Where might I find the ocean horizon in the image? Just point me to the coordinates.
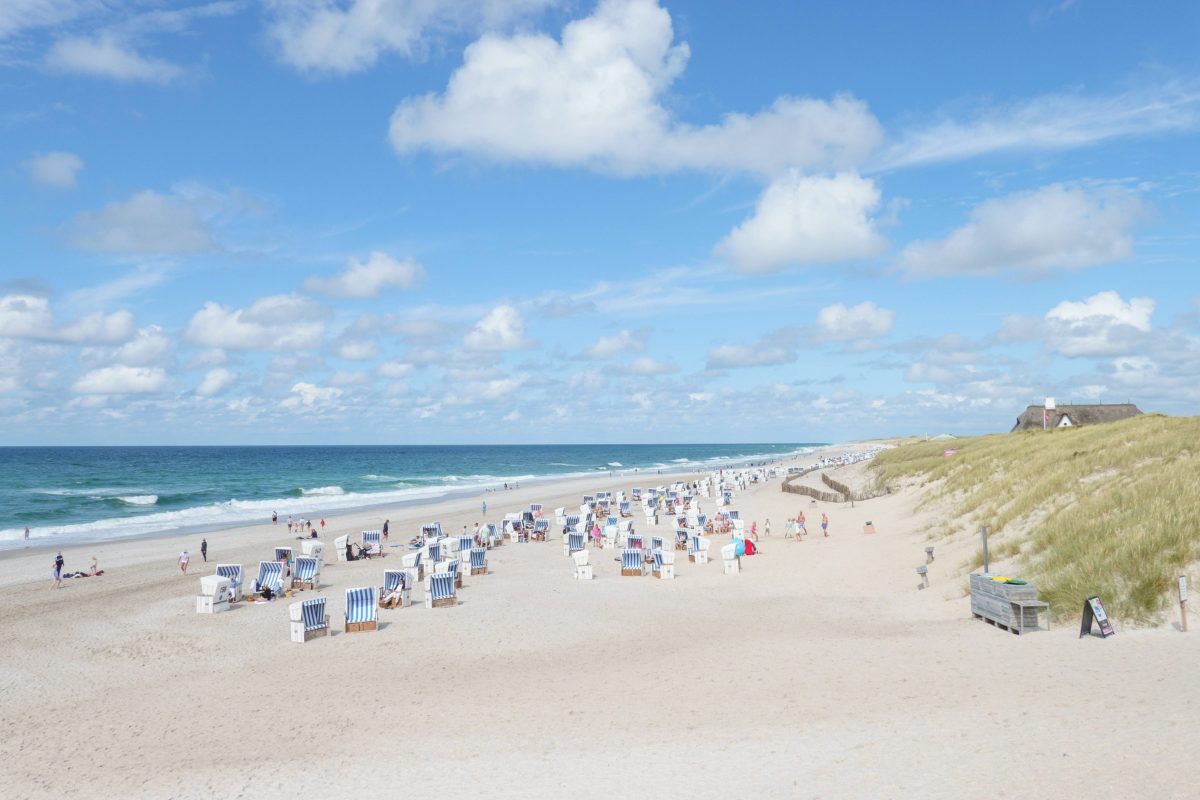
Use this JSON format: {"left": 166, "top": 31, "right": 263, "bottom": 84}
{"left": 1, "top": 442, "right": 820, "bottom": 547}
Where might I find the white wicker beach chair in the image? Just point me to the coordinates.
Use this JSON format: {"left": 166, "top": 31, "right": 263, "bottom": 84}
{"left": 721, "top": 542, "right": 740, "bottom": 575}
{"left": 344, "top": 586, "right": 378, "bottom": 632}
{"left": 361, "top": 530, "right": 382, "bottom": 557}
{"left": 254, "top": 560, "right": 285, "bottom": 595}
{"left": 401, "top": 549, "right": 424, "bottom": 582}
{"left": 621, "top": 548, "right": 643, "bottom": 577}
{"left": 425, "top": 572, "right": 457, "bottom": 608}
{"left": 292, "top": 555, "right": 320, "bottom": 590}
{"left": 470, "top": 547, "right": 487, "bottom": 576}
{"left": 335, "top": 534, "right": 349, "bottom": 562}
{"left": 653, "top": 549, "right": 675, "bottom": 580}
{"left": 289, "top": 596, "right": 329, "bottom": 642}
{"left": 215, "top": 563, "right": 243, "bottom": 602}
{"left": 196, "top": 575, "right": 231, "bottom": 614}
{"left": 380, "top": 569, "right": 410, "bottom": 608}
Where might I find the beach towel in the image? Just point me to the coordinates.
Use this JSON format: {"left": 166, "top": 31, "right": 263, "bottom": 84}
{"left": 744, "top": 539, "right": 756, "bottom": 556}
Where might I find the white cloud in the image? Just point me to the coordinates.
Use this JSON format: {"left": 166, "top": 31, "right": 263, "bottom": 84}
{"left": 196, "top": 367, "right": 236, "bottom": 396}
{"left": 376, "top": 360, "right": 414, "bottom": 379}
{"left": 1045, "top": 291, "right": 1153, "bottom": 357}
{"left": 898, "top": 184, "right": 1141, "bottom": 278}
{"left": 817, "top": 301, "right": 894, "bottom": 341}
{"left": 266, "top": 0, "right": 554, "bottom": 74}
{"left": 581, "top": 328, "right": 646, "bottom": 360}
{"left": 335, "top": 339, "right": 377, "bottom": 360}
{"left": 26, "top": 151, "right": 83, "bottom": 189}
{"left": 184, "top": 294, "right": 326, "bottom": 352}
{"left": 706, "top": 342, "right": 795, "bottom": 370}
{"left": 45, "top": 33, "right": 183, "bottom": 83}
{"left": 0, "top": 1, "right": 98, "bottom": 38}
{"left": 113, "top": 325, "right": 172, "bottom": 366}
{"left": 0, "top": 294, "right": 134, "bottom": 344}
{"left": 281, "top": 381, "right": 343, "bottom": 409}
{"left": 480, "top": 377, "right": 522, "bottom": 399}
{"left": 303, "top": 251, "right": 425, "bottom": 298}
{"left": 877, "top": 79, "right": 1200, "bottom": 170}
{"left": 716, "top": 172, "right": 886, "bottom": 274}
{"left": 463, "top": 305, "right": 533, "bottom": 351}
{"left": 68, "top": 190, "right": 215, "bottom": 254}
{"left": 626, "top": 355, "right": 678, "bottom": 375}
{"left": 71, "top": 364, "right": 167, "bottom": 394}
{"left": 502, "top": 409, "right": 521, "bottom": 422}
{"left": 388, "top": 0, "right": 882, "bottom": 177}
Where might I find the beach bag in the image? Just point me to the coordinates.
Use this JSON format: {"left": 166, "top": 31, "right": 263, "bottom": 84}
{"left": 744, "top": 539, "right": 756, "bottom": 556}
{"left": 733, "top": 539, "right": 746, "bottom": 557}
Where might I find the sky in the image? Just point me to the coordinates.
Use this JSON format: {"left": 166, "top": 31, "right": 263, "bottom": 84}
{"left": 1, "top": 0, "right": 1199, "bottom": 445}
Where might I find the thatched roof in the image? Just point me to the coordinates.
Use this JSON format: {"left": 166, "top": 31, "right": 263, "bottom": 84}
{"left": 1011, "top": 403, "right": 1142, "bottom": 432}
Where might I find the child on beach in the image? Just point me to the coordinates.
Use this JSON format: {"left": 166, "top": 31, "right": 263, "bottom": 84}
{"left": 821, "top": 513, "right": 829, "bottom": 537}
{"left": 784, "top": 518, "right": 794, "bottom": 538}
{"left": 179, "top": 550, "right": 190, "bottom": 575}
{"left": 749, "top": 521, "right": 759, "bottom": 542}
{"left": 52, "top": 552, "right": 64, "bottom": 589}
{"left": 764, "top": 518, "right": 771, "bottom": 537}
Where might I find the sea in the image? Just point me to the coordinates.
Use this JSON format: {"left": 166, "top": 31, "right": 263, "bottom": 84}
{"left": 0, "top": 443, "right": 819, "bottom": 547}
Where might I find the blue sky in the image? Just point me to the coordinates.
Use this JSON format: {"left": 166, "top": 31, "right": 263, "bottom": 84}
{"left": 1, "top": 0, "right": 1199, "bottom": 445}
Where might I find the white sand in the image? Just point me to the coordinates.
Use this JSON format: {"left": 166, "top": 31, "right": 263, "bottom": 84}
{"left": 2, "top": 447, "right": 1198, "bottom": 799}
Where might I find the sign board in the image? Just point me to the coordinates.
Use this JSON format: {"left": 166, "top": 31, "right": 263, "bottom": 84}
{"left": 1045, "top": 397, "right": 1056, "bottom": 410}
{"left": 1180, "top": 576, "right": 1189, "bottom": 603}
{"left": 1080, "top": 595, "right": 1115, "bottom": 638}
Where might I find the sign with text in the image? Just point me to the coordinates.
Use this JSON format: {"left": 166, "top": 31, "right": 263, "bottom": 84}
{"left": 1080, "top": 595, "right": 1115, "bottom": 638}
{"left": 1180, "top": 576, "right": 1189, "bottom": 603}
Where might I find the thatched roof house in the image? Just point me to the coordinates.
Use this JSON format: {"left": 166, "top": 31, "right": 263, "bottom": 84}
{"left": 1011, "top": 403, "right": 1142, "bottom": 432}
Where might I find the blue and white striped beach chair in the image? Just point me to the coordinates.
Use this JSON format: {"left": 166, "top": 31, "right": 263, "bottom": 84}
{"left": 458, "top": 534, "right": 474, "bottom": 554}
{"left": 534, "top": 518, "right": 549, "bottom": 539}
{"left": 425, "top": 572, "right": 457, "bottom": 608}
{"left": 215, "top": 563, "right": 243, "bottom": 602}
{"left": 293, "top": 556, "right": 320, "bottom": 590}
{"left": 530, "top": 503, "right": 543, "bottom": 516}
{"left": 564, "top": 514, "right": 580, "bottom": 532}
{"left": 290, "top": 596, "right": 329, "bottom": 642}
{"left": 274, "top": 547, "right": 293, "bottom": 568}
{"left": 628, "top": 534, "right": 643, "bottom": 551}
{"left": 344, "top": 586, "right": 378, "bottom": 632}
{"left": 653, "top": 549, "right": 676, "bottom": 580}
{"left": 401, "top": 549, "right": 423, "bottom": 581}
{"left": 380, "top": 569, "right": 409, "bottom": 608}
{"left": 428, "top": 541, "right": 443, "bottom": 563}
{"left": 567, "top": 531, "right": 584, "bottom": 556}
{"left": 632, "top": 488, "right": 642, "bottom": 501}
{"left": 436, "top": 557, "right": 462, "bottom": 589}
{"left": 582, "top": 495, "right": 594, "bottom": 506}
{"left": 619, "top": 501, "right": 631, "bottom": 517}
{"left": 470, "top": 547, "right": 488, "bottom": 575}
{"left": 361, "top": 530, "right": 382, "bottom": 557}
{"left": 689, "top": 535, "right": 711, "bottom": 564}
{"left": 254, "top": 560, "right": 285, "bottom": 596}
{"left": 621, "top": 547, "right": 644, "bottom": 576}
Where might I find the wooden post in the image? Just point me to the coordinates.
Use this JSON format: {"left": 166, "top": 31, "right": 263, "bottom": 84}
{"left": 916, "top": 565, "right": 928, "bottom": 590}
{"left": 981, "top": 526, "right": 989, "bottom": 574}
{"left": 1180, "top": 576, "right": 1189, "bottom": 633}
{"left": 925, "top": 546, "right": 935, "bottom": 564}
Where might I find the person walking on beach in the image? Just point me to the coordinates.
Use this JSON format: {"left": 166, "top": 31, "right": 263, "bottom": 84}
{"left": 481, "top": 499, "right": 487, "bottom": 517}
{"left": 52, "top": 552, "right": 64, "bottom": 589}
{"left": 784, "top": 518, "right": 794, "bottom": 539}
{"left": 382, "top": 520, "right": 389, "bottom": 542}
{"left": 200, "top": 538, "right": 208, "bottom": 563}
{"left": 749, "top": 521, "right": 759, "bottom": 542}
{"left": 272, "top": 511, "right": 278, "bottom": 525}
{"left": 764, "top": 518, "right": 771, "bottom": 537}
{"left": 797, "top": 511, "right": 807, "bottom": 537}
{"left": 320, "top": 518, "right": 325, "bottom": 533}
{"left": 179, "top": 550, "right": 190, "bottom": 575}
{"left": 821, "top": 512, "right": 829, "bottom": 537}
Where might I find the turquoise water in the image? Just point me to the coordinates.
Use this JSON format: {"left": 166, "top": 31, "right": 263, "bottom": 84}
{"left": 0, "top": 443, "right": 817, "bottom": 546}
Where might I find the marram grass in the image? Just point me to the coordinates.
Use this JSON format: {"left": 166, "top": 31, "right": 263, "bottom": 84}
{"left": 871, "top": 414, "right": 1200, "bottom": 625}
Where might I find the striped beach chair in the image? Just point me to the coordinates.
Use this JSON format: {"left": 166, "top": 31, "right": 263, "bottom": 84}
{"left": 648, "top": 536, "right": 663, "bottom": 563}
{"left": 619, "top": 501, "right": 631, "bottom": 517}
{"left": 401, "top": 549, "right": 423, "bottom": 581}
{"left": 435, "top": 558, "right": 462, "bottom": 589}
{"left": 653, "top": 549, "right": 675, "bottom": 580}
{"left": 628, "top": 534, "right": 643, "bottom": 551}
{"left": 344, "top": 587, "right": 378, "bottom": 632}
{"left": 292, "top": 556, "right": 320, "bottom": 590}
{"left": 274, "top": 547, "right": 293, "bottom": 565}
{"left": 425, "top": 572, "right": 457, "bottom": 608}
{"left": 470, "top": 547, "right": 488, "bottom": 576}
{"left": 530, "top": 503, "right": 543, "bottom": 516}
{"left": 289, "top": 596, "right": 329, "bottom": 642}
{"left": 566, "top": 531, "right": 584, "bottom": 557}
{"left": 215, "top": 564, "right": 243, "bottom": 602}
{"left": 254, "top": 560, "right": 285, "bottom": 595}
{"left": 361, "top": 530, "right": 382, "bottom": 557}
{"left": 564, "top": 514, "right": 580, "bottom": 532}
{"left": 621, "top": 548, "right": 644, "bottom": 577}
{"left": 606, "top": 515, "right": 618, "bottom": 528}
{"left": 534, "top": 518, "right": 549, "bottom": 541}
{"left": 689, "top": 535, "right": 711, "bottom": 564}
{"left": 427, "top": 541, "right": 443, "bottom": 563}
{"left": 582, "top": 495, "right": 594, "bottom": 506}
{"left": 457, "top": 534, "right": 473, "bottom": 553}
{"left": 632, "top": 488, "right": 642, "bottom": 502}
{"left": 421, "top": 523, "right": 441, "bottom": 540}
{"left": 380, "top": 569, "right": 410, "bottom": 608}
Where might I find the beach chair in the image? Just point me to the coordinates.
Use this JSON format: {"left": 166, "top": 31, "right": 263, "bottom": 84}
{"left": 653, "top": 549, "right": 675, "bottom": 580}
{"left": 554, "top": 507, "right": 566, "bottom": 526}
{"left": 627, "top": 534, "right": 643, "bottom": 551}
{"left": 362, "top": 530, "right": 382, "bottom": 557}
{"left": 632, "top": 488, "right": 642, "bottom": 502}
{"left": 621, "top": 548, "right": 644, "bottom": 577}
{"left": 196, "top": 575, "right": 231, "bottom": 614}
{"left": 254, "top": 560, "right": 286, "bottom": 596}
{"left": 427, "top": 541, "right": 443, "bottom": 563}
{"left": 380, "top": 569, "right": 411, "bottom": 608}
{"left": 215, "top": 564, "right": 243, "bottom": 602}
{"left": 565, "top": 531, "right": 584, "bottom": 557}
{"left": 425, "top": 572, "right": 457, "bottom": 608}
{"left": 689, "top": 536, "right": 711, "bottom": 564}
{"left": 469, "top": 547, "right": 488, "bottom": 576}
{"left": 435, "top": 558, "right": 462, "bottom": 589}
{"left": 457, "top": 534, "right": 474, "bottom": 555}
{"left": 571, "top": 549, "right": 593, "bottom": 580}
{"left": 619, "top": 501, "right": 632, "bottom": 517}
{"left": 721, "top": 543, "right": 740, "bottom": 575}
{"left": 485, "top": 523, "right": 500, "bottom": 548}
{"left": 289, "top": 596, "right": 330, "bottom": 642}
{"left": 534, "top": 518, "right": 549, "bottom": 541}
{"left": 603, "top": 525, "right": 619, "bottom": 549}
{"left": 564, "top": 515, "right": 580, "bottom": 533}
{"left": 300, "top": 539, "right": 325, "bottom": 563}
{"left": 401, "top": 549, "right": 424, "bottom": 581}
{"left": 675, "top": 529, "right": 690, "bottom": 551}
{"left": 274, "top": 547, "right": 293, "bottom": 576}
{"left": 292, "top": 556, "right": 321, "bottom": 590}
{"left": 582, "top": 495, "right": 594, "bottom": 506}
{"left": 335, "top": 534, "right": 349, "bottom": 562}
{"left": 344, "top": 587, "right": 378, "bottom": 632}
{"left": 530, "top": 503, "right": 543, "bottom": 517}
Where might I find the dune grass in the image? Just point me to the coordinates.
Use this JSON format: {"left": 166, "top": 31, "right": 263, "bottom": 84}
{"left": 871, "top": 415, "right": 1200, "bottom": 624}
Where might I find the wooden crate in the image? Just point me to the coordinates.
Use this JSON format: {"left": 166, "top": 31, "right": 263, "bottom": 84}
{"left": 970, "top": 573, "right": 1045, "bottom": 634}
{"left": 621, "top": 568, "right": 642, "bottom": 577}
{"left": 430, "top": 597, "right": 456, "bottom": 609}
{"left": 345, "top": 620, "right": 378, "bottom": 633}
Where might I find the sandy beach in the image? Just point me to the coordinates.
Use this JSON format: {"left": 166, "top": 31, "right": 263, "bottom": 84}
{"left": 2, "top": 444, "right": 1198, "bottom": 800}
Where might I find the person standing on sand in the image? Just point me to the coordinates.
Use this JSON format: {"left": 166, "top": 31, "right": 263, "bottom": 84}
{"left": 200, "top": 538, "right": 208, "bottom": 562}
{"left": 25, "top": 527, "right": 30, "bottom": 541}
{"left": 382, "top": 520, "right": 389, "bottom": 542}
{"left": 797, "top": 512, "right": 807, "bottom": 537}
{"left": 320, "top": 518, "right": 325, "bottom": 533}
{"left": 179, "top": 550, "right": 190, "bottom": 575}
{"left": 481, "top": 500, "right": 487, "bottom": 517}
{"left": 52, "top": 552, "right": 64, "bottom": 589}
{"left": 821, "top": 512, "right": 829, "bottom": 537}
{"left": 764, "top": 518, "right": 771, "bottom": 537}
{"left": 749, "top": 521, "right": 759, "bottom": 542}
{"left": 272, "top": 511, "right": 277, "bottom": 525}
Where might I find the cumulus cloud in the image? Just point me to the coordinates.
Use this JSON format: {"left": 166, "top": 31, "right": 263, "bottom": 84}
{"left": 335, "top": 339, "right": 377, "bottom": 360}
{"left": 716, "top": 172, "right": 887, "bottom": 273}
{"left": 196, "top": 367, "right": 236, "bottom": 396}
{"left": 626, "top": 355, "right": 678, "bottom": 375}
{"left": 580, "top": 328, "right": 646, "bottom": 360}
{"left": 184, "top": 294, "right": 326, "bottom": 352}
{"left": 281, "top": 381, "right": 343, "bottom": 409}
{"left": 816, "top": 301, "right": 894, "bottom": 341}
{"left": 67, "top": 189, "right": 215, "bottom": 254}
{"left": 898, "top": 184, "right": 1141, "bottom": 278}
{"left": 706, "top": 342, "right": 795, "bottom": 370}
{"left": 463, "top": 305, "right": 533, "bottom": 351}
{"left": 303, "top": 251, "right": 425, "bottom": 298}
{"left": 0, "top": 294, "right": 134, "bottom": 344}
{"left": 1045, "top": 290, "right": 1153, "bottom": 357}
{"left": 376, "top": 360, "right": 414, "bottom": 379}
{"left": 388, "top": 0, "right": 882, "bottom": 177}
{"left": 71, "top": 365, "right": 167, "bottom": 394}
{"left": 26, "top": 151, "right": 83, "bottom": 189}
{"left": 45, "top": 33, "right": 184, "bottom": 83}
{"left": 112, "top": 325, "right": 172, "bottom": 366}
